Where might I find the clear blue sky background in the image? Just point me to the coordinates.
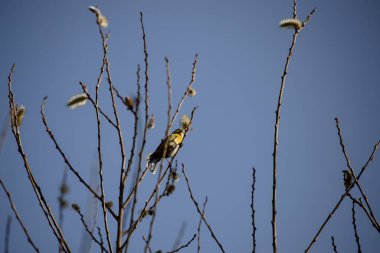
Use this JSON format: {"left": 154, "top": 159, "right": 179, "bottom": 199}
{"left": 1, "top": 0, "right": 380, "bottom": 252}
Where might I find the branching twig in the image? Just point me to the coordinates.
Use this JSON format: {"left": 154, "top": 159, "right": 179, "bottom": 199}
{"left": 197, "top": 197, "right": 207, "bottom": 253}
{"left": 167, "top": 234, "right": 196, "bottom": 253}
{"left": 40, "top": 97, "right": 117, "bottom": 220}
{"left": 251, "top": 167, "right": 257, "bottom": 253}
{"left": 347, "top": 194, "right": 379, "bottom": 231}
{"left": 305, "top": 140, "right": 380, "bottom": 252}
{"left": 98, "top": 227, "right": 105, "bottom": 253}
{"left": 73, "top": 207, "right": 109, "bottom": 253}
{"left": 168, "top": 54, "right": 198, "bottom": 131}
{"left": 0, "top": 177, "right": 40, "bottom": 252}
{"left": 124, "top": 12, "right": 150, "bottom": 253}
{"left": 335, "top": 117, "right": 379, "bottom": 229}
{"left": 8, "top": 65, "right": 70, "bottom": 253}
{"left": 182, "top": 165, "right": 225, "bottom": 253}
{"left": 351, "top": 201, "right": 362, "bottom": 253}
{"left": 142, "top": 236, "right": 153, "bottom": 253}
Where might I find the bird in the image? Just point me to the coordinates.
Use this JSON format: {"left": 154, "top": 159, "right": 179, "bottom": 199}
{"left": 342, "top": 170, "right": 353, "bottom": 190}
{"left": 147, "top": 128, "right": 185, "bottom": 173}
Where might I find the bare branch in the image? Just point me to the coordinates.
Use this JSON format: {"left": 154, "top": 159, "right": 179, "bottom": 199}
{"left": 330, "top": 236, "right": 338, "bottom": 253}
{"left": 351, "top": 201, "right": 362, "bottom": 253}
{"left": 197, "top": 197, "right": 208, "bottom": 253}
{"left": 251, "top": 167, "right": 257, "bottom": 253}
{"left": 335, "top": 117, "right": 379, "bottom": 228}
{"left": 40, "top": 97, "right": 117, "bottom": 220}
{"left": 182, "top": 165, "right": 225, "bottom": 253}
{"left": 167, "top": 234, "right": 196, "bottom": 253}
{"left": 305, "top": 139, "right": 380, "bottom": 252}
{"left": 1, "top": 178, "right": 40, "bottom": 252}
{"left": 8, "top": 65, "right": 70, "bottom": 253}
{"left": 73, "top": 206, "right": 109, "bottom": 253}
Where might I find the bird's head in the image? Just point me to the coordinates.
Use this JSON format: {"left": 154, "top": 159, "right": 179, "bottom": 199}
{"left": 173, "top": 128, "right": 185, "bottom": 137}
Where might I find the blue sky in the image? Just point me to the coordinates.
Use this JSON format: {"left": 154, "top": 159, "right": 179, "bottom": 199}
{"left": 1, "top": 0, "right": 380, "bottom": 252}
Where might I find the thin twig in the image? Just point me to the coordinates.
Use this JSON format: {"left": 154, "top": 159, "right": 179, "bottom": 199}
{"left": 305, "top": 140, "right": 380, "bottom": 253}
{"left": 40, "top": 97, "right": 117, "bottom": 220}
{"left": 142, "top": 236, "right": 153, "bottom": 253}
{"left": 331, "top": 236, "right": 338, "bottom": 253}
{"left": 80, "top": 88, "right": 117, "bottom": 129}
{"left": 272, "top": 2, "right": 314, "bottom": 252}
{"left": 182, "top": 165, "right": 225, "bottom": 253}
{"left": 335, "top": 117, "right": 379, "bottom": 229}
{"left": 73, "top": 207, "right": 109, "bottom": 253}
{"left": 272, "top": 14, "right": 299, "bottom": 253}
{"left": 95, "top": 17, "right": 127, "bottom": 252}
{"left": 197, "top": 197, "right": 208, "bottom": 253}
{"left": 98, "top": 227, "right": 105, "bottom": 253}
{"left": 347, "top": 194, "right": 379, "bottom": 231}
{"left": 122, "top": 65, "right": 141, "bottom": 185}
{"left": 167, "top": 234, "right": 196, "bottom": 253}
{"left": 351, "top": 201, "right": 362, "bottom": 253}
{"left": 8, "top": 65, "right": 70, "bottom": 253}
{"left": 4, "top": 215, "right": 11, "bottom": 253}
{"left": 251, "top": 167, "right": 257, "bottom": 253}
{"left": 168, "top": 54, "right": 198, "bottom": 131}
{"left": 124, "top": 12, "right": 150, "bottom": 253}
{"left": 144, "top": 55, "right": 174, "bottom": 253}
{"left": 0, "top": 177, "right": 40, "bottom": 252}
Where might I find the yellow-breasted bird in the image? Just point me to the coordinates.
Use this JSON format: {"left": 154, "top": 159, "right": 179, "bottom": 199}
{"left": 147, "top": 128, "right": 185, "bottom": 173}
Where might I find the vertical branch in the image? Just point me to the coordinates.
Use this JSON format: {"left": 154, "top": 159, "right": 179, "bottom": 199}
{"left": 351, "top": 201, "right": 362, "bottom": 253}
{"left": 0, "top": 178, "right": 40, "bottom": 252}
{"left": 4, "top": 215, "right": 12, "bottom": 253}
{"left": 143, "top": 56, "right": 174, "bottom": 253}
{"left": 272, "top": 19, "right": 299, "bottom": 253}
{"left": 330, "top": 236, "right": 338, "bottom": 253}
{"left": 272, "top": 3, "right": 314, "bottom": 253}
{"left": 122, "top": 65, "right": 141, "bottom": 185}
{"left": 165, "top": 57, "right": 173, "bottom": 123}
{"left": 251, "top": 167, "right": 257, "bottom": 253}
{"left": 124, "top": 12, "right": 150, "bottom": 252}
{"left": 96, "top": 20, "right": 127, "bottom": 253}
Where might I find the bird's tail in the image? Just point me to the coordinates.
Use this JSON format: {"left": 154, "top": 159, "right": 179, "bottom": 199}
{"left": 146, "top": 152, "right": 159, "bottom": 174}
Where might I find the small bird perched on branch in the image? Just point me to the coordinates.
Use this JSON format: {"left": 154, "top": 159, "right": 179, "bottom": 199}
{"left": 147, "top": 128, "right": 185, "bottom": 173}
{"left": 342, "top": 170, "right": 353, "bottom": 190}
